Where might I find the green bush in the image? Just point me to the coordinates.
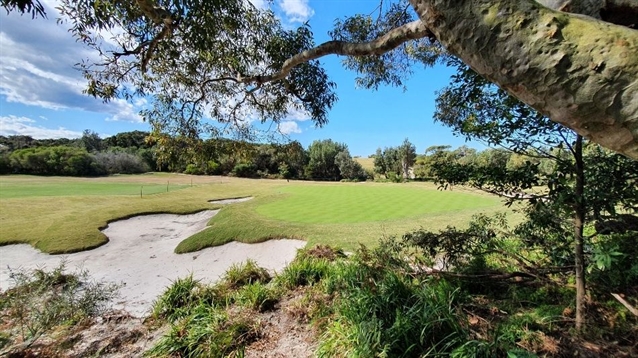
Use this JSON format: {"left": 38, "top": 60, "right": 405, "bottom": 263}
{"left": 147, "top": 304, "right": 260, "bottom": 358}
{"left": 206, "top": 160, "right": 222, "bottom": 175}
{"left": 275, "top": 256, "right": 332, "bottom": 289}
{"left": 8, "top": 146, "right": 106, "bottom": 176}
{"left": 151, "top": 275, "right": 203, "bottom": 321}
{"left": 232, "top": 162, "right": 258, "bottom": 178}
{"left": 223, "top": 260, "right": 271, "bottom": 289}
{"left": 317, "top": 258, "right": 468, "bottom": 357}
{"left": 93, "top": 151, "right": 150, "bottom": 174}
{"left": 235, "top": 282, "right": 279, "bottom": 312}
{"left": 184, "top": 163, "right": 204, "bottom": 175}
{"left": 0, "top": 263, "right": 119, "bottom": 345}
{"left": 588, "top": 232, "right": 638, "bottom": 294}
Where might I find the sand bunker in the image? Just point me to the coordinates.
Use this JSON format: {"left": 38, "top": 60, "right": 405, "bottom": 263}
{"left": 208, "top": 196, "right": 254, "bottom": 204}
{"left": 0, "top": 208, "right": 305, "bottom": 317}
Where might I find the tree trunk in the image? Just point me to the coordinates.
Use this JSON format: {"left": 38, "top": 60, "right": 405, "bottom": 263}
{"left": 574, "top": 135, "right": 586, "bottom": 331}
{"left": 410, "top": 0, "right": 638, "bottom": 160}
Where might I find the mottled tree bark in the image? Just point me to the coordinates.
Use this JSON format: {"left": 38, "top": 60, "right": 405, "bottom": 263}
{"left": 574, "top": 135, "right": 586, "bottom": 331}
{"left": 410, "top": 0, "right": 638, "bottom": 159}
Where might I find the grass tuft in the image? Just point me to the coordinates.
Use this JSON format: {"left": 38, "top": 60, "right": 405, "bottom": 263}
{"left": 275, "top": 256, "right": 333, "bottom": 289}
{"left": 222, "top": 260, "right": 271, "bottom": 289}
{"left": 151, "top": 275, "right": 202, "bottom": 321}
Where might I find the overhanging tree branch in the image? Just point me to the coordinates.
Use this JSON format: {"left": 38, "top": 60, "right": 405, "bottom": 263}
{"left": 233, "top": 19, "right": 431, "bottom": 86}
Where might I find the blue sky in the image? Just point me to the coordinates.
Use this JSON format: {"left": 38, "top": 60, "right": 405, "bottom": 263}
{"left": 0, "top": 0, "right": 484, "bottom": 157}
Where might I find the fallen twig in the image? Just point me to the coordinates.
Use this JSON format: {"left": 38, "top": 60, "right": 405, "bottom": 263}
{"left": 611, "top": 293, "right": 638, "bottom": 317}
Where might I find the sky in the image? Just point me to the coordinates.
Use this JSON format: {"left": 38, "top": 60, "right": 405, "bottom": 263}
{"left": 0, "top": 0, "right": 485, "bottom": 157}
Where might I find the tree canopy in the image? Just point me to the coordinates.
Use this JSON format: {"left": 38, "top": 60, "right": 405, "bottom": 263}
{"left": 4, "top": 0, "right": 637, "bottom": 158}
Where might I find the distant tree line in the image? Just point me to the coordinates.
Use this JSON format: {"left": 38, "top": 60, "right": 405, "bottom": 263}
{"left": 0, "top": 132, "right": 370, "bottom": 181}
{"left": 152, "top": 135, "right": 369, "bottom": 181}
{"left": 0, "top": 130, "right": 155, "bottom": 176}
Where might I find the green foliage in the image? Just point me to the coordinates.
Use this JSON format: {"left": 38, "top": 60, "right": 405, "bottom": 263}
{"left": 305, "top": 139, "right": 347, "bottom": 180}
{"left": 275, "top": 255, "right": 332, "bottom": 289}
{"left": 57, "top": 0, "right": 337, "bottom": 140}
{"left": 317, "top": 246, "right": 468, "bottom": 357}
{"left": 103, "top": 131, "right": 151, "bottom": 149}
{"left": 374, "top": 138, "right": 417, "bottom": 180}
{"left": 329, "top": 4, "right": 442, "bottom": 90}
{"left": 9, "top": 146, "right": 106, "bottom": 176}
{"left": 151, "top": 275, "right": 203, "bottom": 321}
{"left": 184, "top": 163, "right": 203, "bottom": 175}
{"left": 0, "top": 263, "right": 119, "bottom": 345}
{"left": 147, "top": 304, "right": 259, "bottom": 358}
{"left": 93, "top": 151, "right": 150, "bottom": 174}
{"left": 232, "top": 162, "right": 258, "bottom": 178}
{"left": 587, "top": 233, "right": 638, "bottom": 294}
{"left": 222, "top": 260, "right": 271, "bottom": 289}
{"left": 147, "top": 262, "right": 277, "bottom": 357}
{"left": 335, "top": 149, "right": 367, "bottom": 181}
{"left": 235, "top": 282, "right": 279, "bottom": 312}
{"left": 80, "top": 129, "right": 104, "bottom": 153}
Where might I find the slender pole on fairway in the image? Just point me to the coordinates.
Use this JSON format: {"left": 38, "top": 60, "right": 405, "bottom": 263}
{"left": 140, "top": 186, "right": 143, "bottom": 198}
{"left": 167, "top": 181, "right": 169, "bottom": 192}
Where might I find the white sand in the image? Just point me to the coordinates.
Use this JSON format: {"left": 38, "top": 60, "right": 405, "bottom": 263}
{"left": 0, "top": 208, "right": 306, "bottom": 317}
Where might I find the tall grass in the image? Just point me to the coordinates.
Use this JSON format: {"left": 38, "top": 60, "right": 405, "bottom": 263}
{"left": 316, "top": 250, "right": 468, "bottom": 357}
{"left": 0, "top": 263, "right": 120, "bottom": 350}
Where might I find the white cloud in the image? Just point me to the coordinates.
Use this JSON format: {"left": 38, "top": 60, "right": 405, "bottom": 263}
{"left": 278, "top": 0, "right": 314, "bottom": 22}
{"left": 285, "top": 106, "right": 311, "bottom": 121}
{"left": 0, "top": 115, "right": 83, "bottom": 139}
{"left": 277, "top": 121, "right": 302, "bottom": 134}
{"left": 105, "top": 99, "right": 144, "bottom": 123}
{"left": 0, "top": 3, "right": 144, "bottom": 123}
{"left": 249, "top": 0, "right": 269, "bottom": 9}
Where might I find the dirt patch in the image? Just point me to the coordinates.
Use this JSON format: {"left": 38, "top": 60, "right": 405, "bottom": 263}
{"left": 244, "top": 294, "right": 318, "bottom": 358}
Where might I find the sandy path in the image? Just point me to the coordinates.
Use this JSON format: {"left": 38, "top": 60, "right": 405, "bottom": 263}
{"left": 0, "top": 209, "right": 306, "bottom": 317}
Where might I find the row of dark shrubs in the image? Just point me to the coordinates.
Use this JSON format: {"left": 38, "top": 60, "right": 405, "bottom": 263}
{"left": 184, "top": 159, "right": 373, "bottom": 181}
{"left": 0, "top": 146, "right": 153, "bottom": 176}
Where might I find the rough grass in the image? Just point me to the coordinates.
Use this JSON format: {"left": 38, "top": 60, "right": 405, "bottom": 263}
{"left": 1, "top": 174, "right": 512, "bottom": 254}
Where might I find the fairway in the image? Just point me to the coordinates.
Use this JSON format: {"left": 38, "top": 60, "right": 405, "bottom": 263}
{"left": 256, "top": 185, "right": 500, "bottom": 223}
{"left": 0, "top": 178, "right": 187, "bottom": 199}
{"left": 0, "top": 174, "right": 514, "bottom": 253}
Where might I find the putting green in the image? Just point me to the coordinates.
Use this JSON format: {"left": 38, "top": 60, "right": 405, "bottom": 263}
{"left": 255, "top": 185, "right": 501, "bottom": 224}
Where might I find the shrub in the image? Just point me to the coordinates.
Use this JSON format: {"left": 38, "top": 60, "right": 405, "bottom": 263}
{"left": 9, "top": 146, "right": 106, "bottom": 176}
{"left": 0, "top": 263, "right": 119, "bottom": 346}
{"left": 93, "top": 151, "right": 150, "bottom": 174}
{"left": 235, "top": 282, "right": 279, "bottom": 312}
{"left": 0, "top": 152, "right": 11, "bottom": 174}
{"left": 275, "top": 256, "right": 332, "bottom": 289}
{"left": 222, "top": 260, "right": 271, "bottom": 289}
{"left": 147, "top": 304, "right": 260, "bottom": 358}
{"left": 232, "top": 162, "right": 258, "bottom": 178}
{"left": 206, "top": 160, "right": 222, "bottom": 175}
{"left": 151, "top": 275, "right": 202, "bottom": 321}
{"left": 184, "top": 163, "right": 203, "bottom": 175}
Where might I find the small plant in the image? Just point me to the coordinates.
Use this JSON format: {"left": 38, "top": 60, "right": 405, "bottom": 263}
{"left": 236, "top": 282, "right": 279, "bottom": 312}
{"left": 299, "top": 244, "right": 346, "bottom": 261}
{"left": 0, "top": 263, "right": 119, "bottom": 351}
{"left": 151, "top": 274, "right": 202, "bottom": 321}
{"left": 146, "top": 304, "right": 260, "bottom": 358}
{"left": 275, "top": 256, "right": 332, "bottom": 289}
{"left": 223, "top": 260, "right": 271, "bottom": 289}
